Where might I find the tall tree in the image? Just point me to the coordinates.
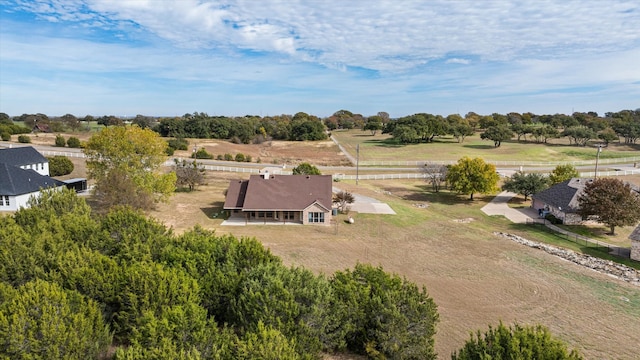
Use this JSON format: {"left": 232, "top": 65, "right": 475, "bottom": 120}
{"left": 501, "top": 171, "right": 548, "bottom": 201}
{"left": 549, "top": 164, "right": 579, "bottom": 185}
{"left": 578, "top": 178, "right": 640, "bottom": 235}
{"left": 84, "top": 126, "right": 176, "bottom": 210}
{"left": 452, "top": 323, "right": 583, "bottom": 360}
{"left": 446, "top": 157, "right": 499, "bottom": 200}
{"left": 423, "top": 163, "right": 448, "bottom": 192}
{"left": 173, "top": 159, "right": 206, "bottom": 192}
{"left": 480, "top": 125, "right": 513, "bottom": 147}
{"left": 364, "top": 116, "right": 383, "bottom": 135}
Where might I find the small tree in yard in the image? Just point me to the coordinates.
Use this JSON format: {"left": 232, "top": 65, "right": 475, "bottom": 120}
{"left": 549, "top": 164, "right": 579, "bottom": 185}
{"left": 501, "top": 171, "right": 548, "bottom": 201}
{"left": 446, "top": 157, "right": 499, "bottom": 200}
{"left": 55, "top": 134, "right": 66, "bottom": 147}
{"left": 292, "top": 162, "right": 321, "bottom": 175}
{"left": 333, "top": 191, "right": 354, "bottom": 213}
{"left": 578, "top": 178, "right": 640, "bottom": 235}
{"left": 452, "top": 322, "right": 583, "bottom": 360}
{"left": 173, "top": 159, "right": 206, "bottom": 192}
{"left": 47, "top": 156, "right": 74, "bottom": 176}
{"left": 423, "top": 163, "right": 448, "bottom": 192}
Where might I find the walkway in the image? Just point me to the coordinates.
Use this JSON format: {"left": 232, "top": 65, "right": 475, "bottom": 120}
{"left": 481, "top": 191, "right": 629, "bottom": 258}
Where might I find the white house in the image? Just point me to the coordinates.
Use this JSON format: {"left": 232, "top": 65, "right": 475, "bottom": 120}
{"left": 0, "top": 147, "right": 63, "bottom": 211}
{"left": 0, "top": 146, "right": 49, "bottom": 176}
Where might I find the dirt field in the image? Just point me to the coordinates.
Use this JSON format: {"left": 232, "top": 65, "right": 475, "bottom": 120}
{"left": 150, "top": 176, "right": 640, "bottom": 359}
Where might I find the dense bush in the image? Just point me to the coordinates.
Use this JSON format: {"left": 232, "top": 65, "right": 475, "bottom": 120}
{"left": 55, "top": 134, "right": 66, "bottom": 147}
{"left": 224, "top": 153, "right": 233, "bottom": 161}
{"left": 191, "top": 148, "right": 213, "bottom": 159}
{"left": 67, "top": 136, "right": 81, "bottom": 148}
{"left": 17, "top": 134, "right": 31, "bottom": 143}
{"left": 47, "top": 155, "right": 74, "bottom": 176}
{"left": 235, "top": 153, "right": 245, "bottom": 162}
{"left": 167, "top": 137, "right": 189, "bottom": 151}
{"left": 452, "top": 323, "right": 583, "bottom": 359}
{"left": 1, "top": 132, "right": 9, "bottom": 141}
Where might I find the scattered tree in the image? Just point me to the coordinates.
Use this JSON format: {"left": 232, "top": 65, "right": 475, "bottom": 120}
{"left": 54, "top": 134, "right": 66, "bottom": 147}
{"left": 480, "top": 125, "right": 513, "bottom": 147}
{"left": 364, "top": 116, "right": 383, "bottom": 135}
{"left": 423, "top": 163, "right": 448, "bottom": 192}
{"left": 66, "top": 136, "right": 81, "bottom": 148}
{"left": 84, "top": 126, "right": 176, "bottom": 210}
{"left": 578, "top": 178, "right": 640, "bottom": 235}
{"left": 292, "top": 162, "right": 321, "bottom": 175}
{"left": 501, "top": 171, "right": 548, "bottom": 201}
{"left": 17, "top": 135, "right": 31, "bottom": 143}
{"left": 549, "top": 164, "right": 579, "bottom": 185}
{"left": 47, "top": 156, "right": 74, "bottom": 176}
{"left": 452, "top": 322, "right": 583, "bottom": 360}
{"left": 446, "top": 157, "right": 499, "bottom": 200}
{"left": 333, "top": 191, "right": 355, "bottom": 213}
{"left": 173, "top": 159, "right": 206, "bottom": 192}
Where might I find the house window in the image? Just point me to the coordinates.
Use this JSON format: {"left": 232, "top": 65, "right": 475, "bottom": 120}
{"left": 2, "top": 196, "right": 9, "bottom": 206}
{"left": 308, "top": 212, "right": 325, "bottom": 223}
{"left": 284, "top": 211, "right": 296, "bottom": 220}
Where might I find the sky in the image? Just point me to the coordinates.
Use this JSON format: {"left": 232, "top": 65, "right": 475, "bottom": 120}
{"left": 0, "top": 0, "right": 639, "bottom": 118}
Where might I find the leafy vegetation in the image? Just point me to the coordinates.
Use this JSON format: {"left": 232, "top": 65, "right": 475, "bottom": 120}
{"left": 292, "top": 162, "right": 321, "bottom": 175}
{"left": 446, "top": 157, "right": 500, "bottom": 200}
{"left": 47, "top": 155, "right": 74, "bottom": 176}
{"left": 578, "top": 178, "right": 640, "bottom": 234}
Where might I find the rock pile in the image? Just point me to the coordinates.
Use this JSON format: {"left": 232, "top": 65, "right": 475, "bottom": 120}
{"left": 494, "top": 232, "right": 640, "bottom": 287}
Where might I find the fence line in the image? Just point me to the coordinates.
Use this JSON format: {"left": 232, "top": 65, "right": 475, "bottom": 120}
{"left": 40, "top": 150, "right": 85, "bottom": 158}
{"left": 359, "top": 156, "right": 640, "bottom": 167}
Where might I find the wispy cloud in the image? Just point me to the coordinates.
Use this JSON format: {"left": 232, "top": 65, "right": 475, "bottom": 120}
{"left": 1, "top": 0, "right": 639, "bottom": 116}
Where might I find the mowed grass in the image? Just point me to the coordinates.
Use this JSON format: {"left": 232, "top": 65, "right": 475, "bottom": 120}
{"left": 150, "top": 176, "right": 640, "bottom": 359}
{"left": 332, "top": 129, "right": 640, "bottom": 163}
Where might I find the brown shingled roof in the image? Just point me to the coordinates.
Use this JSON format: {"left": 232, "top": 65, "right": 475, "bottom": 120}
{"left": 224, "top": 174, "right": 332, "bottom": 211}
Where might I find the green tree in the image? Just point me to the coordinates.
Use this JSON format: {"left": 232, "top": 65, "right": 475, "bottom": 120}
{"left": 549, "top": 164, "right": 579, "bottom": 185}
{"left": 452, "top": 322, "right": 583, "bottom": 360}
{"left": 578, "top": 178, "right": 640, "bottom": 235}
{"left": 67, "top": 136, "right": 81, "bottom": 148}
{"left": 173, "top": 159, "right": 206, "bottom": 192}
{"left": 236, "top": 322, "right": 300, "bottom": 360}
{"left": 292, "top": 162, "right": 321, "bottom": 175}
{"left": 47, "top": 155, "right": 74, "bottom": 176}
{"left": 54, "top": 134, "right": 66, "bottom": 147}
{"left": 84, "top": 126, "right": 176, "bottom": 210}
{"left": 562, "top": 126, "right": 596, "bottom": 146}
{"left": 446, "top": 157, "right": 500, "bottom": 200}
{"left": 364, "top": 116, "right": 383, "bottom": 135}
{"left": 597, "top": 128, "right": 618, "bottom": 145}
{"left": 480, "top": 125, "right": 513, "bottom": 147}
{"left": 0, "top": 279, "right": 112, "bottom": 360}
{"left": 501, "top": 171, "right": 548, "bottom": 201}
{"left": 330, "top": 264, "right": 439, "bottom": 359}
{"left": 17, "top": 134, "right": 31, "bottom": 143}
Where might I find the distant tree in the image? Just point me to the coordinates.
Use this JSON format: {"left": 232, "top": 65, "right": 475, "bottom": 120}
{"left": 480, "top": 125, "right": 513, "bottom": 147}
{"left": 597, "top": 128, "right": 618, "bottom": 145}
{"left": 423, "top": 163, "right": 448, "bottom": 192}
{"left": 96, "top": 115, "right": 124, "bottom": 127}
{"left": 333, "top": 191, "right": 355, "bottom": 213}
{"left": 364, "top": 116, "right": 383, "bottom": 135}
{"left": 511, "top": 123, "right": 534, "bottom": 142}
{"left": 67, "top": 136, "right": 81, "bottom": 148}
{"left": 450, "top": 123, "right": 474, "bottom": 143}
{"left": 235, "top": 153, "right": 245, "bottom": 162}
{"left": 562, "top": 126, "right": 596, "bottom": 146}
{"left": 578, "top": 178, "right": 640, "bottom": 235}
{"left": 173, "top": 159, "right": 206, "bottom": 192}
{"left": 452, "top": 323, "right": 583, "bottom": 360}
{"left": 61, "top": 113, "right": 81, "bottom": 131}
{"left": 17, "top": 135, "right": 31, "bottom": 143}
{"left": 549, "top": 164, "right": 579, "bottom": 185}
{"left": 192, "top": 148, "right": 214, "bottom": 159}
{"left": 47, "top": 156, "right": 74, "bottom": 176}
{"left": 531, "top": 125, "right": 560, "bottom": 143}
{"left": 0, "top": 112, "right": 10, "bottom": 124}
{"left": 132, "top": 114, "right": 154, "bottom": 129}
{"left": 54, "top": 134, "right": 66, "bottom": 147}
{"left": 292, "top": 162, "right": 321, "bottom": 175}
{"left": 501, "top": 171, "right": 548, "bottom": 201}
{"left": 446, "top": 157, "right": 499, "bottom": 200}
{"left": 0, "top": 279, "right": 112, "bottom": 359}
{"left": 84, "top": 126, "right": 176, "bottom": 210}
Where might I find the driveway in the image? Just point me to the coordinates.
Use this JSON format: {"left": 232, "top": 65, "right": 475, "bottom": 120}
{"left": 480, "top": 191, "right": 536, "bottom": 223}
{"left": 333, "top": 187, "right": 396, "bottom": 215}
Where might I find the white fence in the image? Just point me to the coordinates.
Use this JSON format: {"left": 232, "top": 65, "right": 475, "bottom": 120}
{"left": 40, "top": 150, "right": 86, "bottom": 158}
{"left": 359, "top": 156, "right": 640, "bottom": 167}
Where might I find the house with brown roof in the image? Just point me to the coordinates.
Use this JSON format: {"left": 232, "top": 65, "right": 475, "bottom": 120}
{"left": 223, "top": 173, "right": 333, "bottom": 225}
{"left": 531, "top": 178, "right": 594, "bottom": 224}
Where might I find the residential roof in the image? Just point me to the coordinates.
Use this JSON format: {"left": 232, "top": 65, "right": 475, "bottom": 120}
{"left": 0, "top": 162, "right": 64, "bottom": 196}
{"left": 0, "top": 146, "right": 47, "bottom": 167}
{"left": 224, "top": 174, "right": 333, "bottom": 211}
{"left": 532, "top": 178, "right": 594, "bottom": 213}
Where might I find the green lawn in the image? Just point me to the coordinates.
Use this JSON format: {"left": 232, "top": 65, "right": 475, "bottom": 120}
{"left": 332, "top": 129, "right": 640, "bottom": 164}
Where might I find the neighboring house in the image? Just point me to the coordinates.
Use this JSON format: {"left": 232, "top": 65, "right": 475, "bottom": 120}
{"left": 629, "top": 225, "right": 640, "bottom": 262}
{"left": 0, "top": 146, "right": 49, "bottom": 176}
{"left": 224, "top": 173, "right": 333, "bottom": 225}
{"left": 32, "top": 122, "right": 52, "bottom": 133}
{"left": 0, "top": 162, "right": 64, "bottom": 211}
{"left": 531, "top": 178, "right": 594, "bottom": 224}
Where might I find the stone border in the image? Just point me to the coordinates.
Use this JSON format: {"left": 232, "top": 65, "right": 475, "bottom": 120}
{"left": 494, "top": 232, "right": 640, "bottom": 287}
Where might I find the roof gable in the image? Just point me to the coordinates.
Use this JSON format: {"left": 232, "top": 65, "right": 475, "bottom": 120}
{"left": 0, "top": 162, "right": 63, "bottom": 195}
{"left": 230, "top": 174, "right": 333, "bottom": 211}
{"left": 0, "top": 146, "right": 47, "bottom": 167}
{"left": 532, "top": 178, "right": 594, "bottom": 212}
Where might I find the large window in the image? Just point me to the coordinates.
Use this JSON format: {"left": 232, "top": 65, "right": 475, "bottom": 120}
{"left": 308, "top": 212, "right": 325, "bottom": 223}
{"left": 284, "top": 211, "right": 296, "bottom": 220}
{"left": 2, "top": 196, "right": 9, "bottom": 206}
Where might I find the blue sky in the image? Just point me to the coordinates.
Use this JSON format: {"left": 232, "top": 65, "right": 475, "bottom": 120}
{"left": 1, "top": 0, "right": 639, "bottom": 118}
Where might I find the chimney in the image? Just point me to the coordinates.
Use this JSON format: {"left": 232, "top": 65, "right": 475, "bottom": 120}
{"left": 262, "top": 171, "right": 269, "bottom": 179}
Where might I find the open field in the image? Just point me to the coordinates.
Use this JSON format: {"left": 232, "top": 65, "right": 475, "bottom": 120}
{"left": 332, "top": 129, "right": 640, "bottom": 163}
{"left": 149, "top": 175, "right": 640, "bottom": 359}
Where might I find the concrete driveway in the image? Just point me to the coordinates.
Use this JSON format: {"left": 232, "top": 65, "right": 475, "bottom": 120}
{"left": 481, "top": 191, "right": 537, "bottom": 223}
{"left": 333, "top": 187, "right": 396, "bottom": 215}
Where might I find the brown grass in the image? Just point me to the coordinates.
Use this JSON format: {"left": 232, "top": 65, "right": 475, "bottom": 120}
{"left": 149, "top": 177, "right": 640, "bottom": 360}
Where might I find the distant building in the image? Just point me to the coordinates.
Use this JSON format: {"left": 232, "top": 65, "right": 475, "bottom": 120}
{"left": 224, "top": 173, "right": 333, "bottom": 225}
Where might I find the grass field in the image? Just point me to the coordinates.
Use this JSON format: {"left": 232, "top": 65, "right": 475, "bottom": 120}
{"left": 332, "top": 129, "right": 640, "bottom": 163}
{"left": 149, "top": 174, "right": 640, "bottom": 359}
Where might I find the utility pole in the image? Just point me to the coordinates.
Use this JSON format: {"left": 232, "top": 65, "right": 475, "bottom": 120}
{"left": 594, "top": 145, "right": 602, "bottom": 179}
{"left": 356, "top": 144, "right": 359, "bottom": 185}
